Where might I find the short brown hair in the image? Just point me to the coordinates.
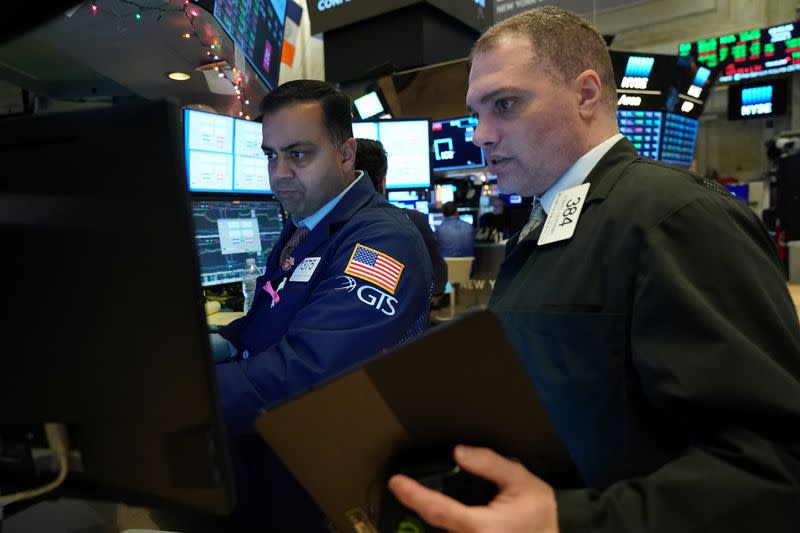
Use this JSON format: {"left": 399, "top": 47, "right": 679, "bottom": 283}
{"left": 471, "top": 6, "right": 617, "bottom": 110}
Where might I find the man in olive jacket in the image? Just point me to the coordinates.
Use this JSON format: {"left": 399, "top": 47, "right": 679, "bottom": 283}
{"left": 388, "top": 6, "right": 800, "bottom": 532}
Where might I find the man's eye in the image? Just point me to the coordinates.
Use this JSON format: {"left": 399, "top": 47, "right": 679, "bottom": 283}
{"left": 290, "top": 151, "right": 305, "bottom": 160}
{"left": 264, "top": 152, "right": 277, "bottom": 161}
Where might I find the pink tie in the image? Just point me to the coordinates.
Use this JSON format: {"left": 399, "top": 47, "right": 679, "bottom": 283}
{"left": 279, "top": 226, "right": 310, "bottom": 271}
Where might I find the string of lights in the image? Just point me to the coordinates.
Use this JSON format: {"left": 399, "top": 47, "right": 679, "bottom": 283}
{"left": 88, "top": 0, "right": 252, "bottom": 119}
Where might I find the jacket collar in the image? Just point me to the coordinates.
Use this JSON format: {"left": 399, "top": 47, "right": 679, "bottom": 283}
{"left": 268, "top": 175, "right": 380, "bottom": 279}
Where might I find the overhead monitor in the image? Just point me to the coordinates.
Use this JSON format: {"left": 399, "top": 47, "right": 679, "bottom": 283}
{"left": 184, "top": 108, "right": 271, "bottom": 194}
{"left": 727, "top": 79, "right": 788, "bottom": 120}
{"left": 679, "top": 21, "right": 800, "bottom": 83}
{"left": 352, "top": 119, "right": 431, "bottom": 189}
{"left": 213, "top": 0, "right": 287, "bottom": 90}
{"left": 353, "top": 90, "right": 387, "bottom": 120}
{"left": 610, "top": 51, "right": 678, "bottom": 110}
{"left": 617, "top": 109, "right": 663, "bottom": 160}
{"left": 668, "top": 57, "right": 720, "bottom": 117}
{"left": 192, "top": 198, "right": 284, "bottom": 286}
{"left": 431, "top": 116, "right": 486, "bottom": 171}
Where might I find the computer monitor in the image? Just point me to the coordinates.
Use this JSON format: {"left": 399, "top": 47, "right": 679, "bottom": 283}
{"left": 213, "top": 0, "right": 287, "bottom": 90}
{"left": 184, "top": 108, "right": 271, "bottom": 194}
{"left": 352, "top": 119, "right": 431, "bottom": 189}
{"left": 431, "top": 116, "right": 486, "bottom": 172}
{"left": 0, "top": 101, "right": 234, "bottom": 515}
{"left": 459, "top": 213, "right": 475, "bottom": 225}
{"left": 193, "top": 197, "right": 284, "bottom": 286}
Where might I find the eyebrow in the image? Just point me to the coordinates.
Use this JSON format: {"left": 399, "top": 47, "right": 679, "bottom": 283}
{"left": 466, "top": 87, "right": 521, "bottom": 114}
{"left": 261, "top": 141, "right": 316, "bottom": 152}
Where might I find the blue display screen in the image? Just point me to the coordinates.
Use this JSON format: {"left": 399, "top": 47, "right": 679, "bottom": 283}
{"left": 184, "top": 108, "right": 271, "bottom": 194}
{"left": 661, "top": 113, "right": 699, "bottom": 167}
{"left": 617, "top": 109, "right": 663, "bottom": 160}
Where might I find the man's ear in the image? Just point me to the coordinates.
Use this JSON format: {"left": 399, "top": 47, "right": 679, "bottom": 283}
{"left": 573, "top": 69, "right": 603, "bottom": 119}
{"left": 340, "top": 137, "right": 357, "bottom": 171}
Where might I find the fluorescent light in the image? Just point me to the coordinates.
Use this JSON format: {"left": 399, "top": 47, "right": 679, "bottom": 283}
{"left": 168, "top": 72, "right": 191, "bottom": 81}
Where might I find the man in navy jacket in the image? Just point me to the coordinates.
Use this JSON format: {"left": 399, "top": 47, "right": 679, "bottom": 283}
{"left": 215, "top": 80, "right": 431, "bottom": 432}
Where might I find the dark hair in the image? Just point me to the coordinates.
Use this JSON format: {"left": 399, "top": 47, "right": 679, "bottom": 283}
{"left": 442, "top": 201, "right": 458, "bottom": 217}
{"left": 259, "top": 79, "right": 353, "bottom": 146}
{"left": 472, "top": 6, "right": 617, "bottom": 110}
{"left": 355, "top": 138, "right": 388, "bottom": 189}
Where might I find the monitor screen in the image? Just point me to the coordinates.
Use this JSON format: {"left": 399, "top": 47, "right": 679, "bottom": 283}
{"left": 431, "top": 116, "right": 486, "bottom": 171}
{"left": 353, "top": 91, "right": 385, "bottom": 120}
{"left": 679, "top": 21, "right": 800, "bottom": 83}
{"left": 185, "top": 109, "right": 271, "bottom": 194}
{"left": 668, "top": 57, "right": 720, "bottom": 117}
{"left": 660, "top": 113, "right": 699, "bottom": 167}
{"left": 610, "top": 51, "right": 678, "bottom": 109}
{"left": 459, "top": 213, "right": 474, "bottom": 225}
{"left": 213, "top": 0, "right": 287, "bottom": 90}
{"left": 353, "top": 119, "right": 431, "bottom": 189}
{"left": 192, "top": 198, "right": 284, "bottom": 286}
{"left": 727, "top": 79, "right": 788, "bottom": 120}
{"left": 617, "top": 109, "right": 663, "bottom": 160}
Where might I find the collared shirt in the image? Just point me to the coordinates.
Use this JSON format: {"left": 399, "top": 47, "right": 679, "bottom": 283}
{"left": 539, "top": 133, "right": 624, "bottom": 215}
{"left": 291, "top": 171, "right": 365, "bottom": 230}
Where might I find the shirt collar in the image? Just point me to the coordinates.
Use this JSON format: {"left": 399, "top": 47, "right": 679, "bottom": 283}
{"left": 291, "top": 171, "right": 364, "bottom": 231}
{"left": 539, "top": 133, "right": 623, "bottom": 215}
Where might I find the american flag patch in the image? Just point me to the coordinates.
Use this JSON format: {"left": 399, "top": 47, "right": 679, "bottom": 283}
{"left": 344, "top": 244, "right": 404, "bottom": 294}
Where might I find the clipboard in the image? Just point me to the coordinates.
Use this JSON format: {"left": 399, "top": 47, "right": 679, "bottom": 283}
{"left": 254, "top": 309, "right": 579, "bottom": 533}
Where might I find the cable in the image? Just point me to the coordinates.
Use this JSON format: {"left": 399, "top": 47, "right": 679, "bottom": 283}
{"left": 0, "top": 423, "right": 69, "bottom": 508}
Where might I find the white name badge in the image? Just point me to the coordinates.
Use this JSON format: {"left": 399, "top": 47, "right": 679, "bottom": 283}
{"left": 538, "top": 183, "right": 590, "bottom": 246}
{"left": 289, "top": 257, "right": 321, "bottom": 282}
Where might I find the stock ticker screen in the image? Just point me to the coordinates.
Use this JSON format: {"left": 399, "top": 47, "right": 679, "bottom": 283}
{"left": 679, "top": 21, "right": 800, "bottom": 83}
{"left": 192, "top": 199, "right": 284, "bottom": 287}
{"left": 661, "top": 113, "right": 699, "bottom": 167}
{"left": 617, "top": 109, "right": 663, "bottom": 160}
{"left": 214, "top": 0, "right": 287, "bottom": 90}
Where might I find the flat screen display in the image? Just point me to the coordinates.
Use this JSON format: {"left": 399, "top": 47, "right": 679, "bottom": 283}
{"left": 353, "top": 91, "right": 385, "bottom": 120}
{"left": 610, "top": 51, "right": 678, "bottom": 110}
{"left": 679, "top": 21, "right": 800, "bottom": 83}
{"left": 727, "top": 79, "right": 788, "bottom": 120}
{"left": 661, "top": 113, "right": 699, "bottom": 167}
{"left": 213, "top": 0, "right": 286, "bottom": 90}
{"left": 431, "top": 116, "right": 486, "bottom": 171}
{"left": 185, "top": 108, "right": 271, "bottom": 194}
{"left": 352, "top": 119, "right": 431, "bottom": 189}
{"left": 617, "top": 109, "right": 663, "bottom": 160}
{"left": 192, "top": 198, "right": 284, "bottom": 286}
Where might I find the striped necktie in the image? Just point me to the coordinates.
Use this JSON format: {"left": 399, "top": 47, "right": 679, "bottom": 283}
{"left": 279, "top": 226, "right": 310, "bottom": 271}
{"left": 518, "top": 199, "right": 547, "bottom": 242}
